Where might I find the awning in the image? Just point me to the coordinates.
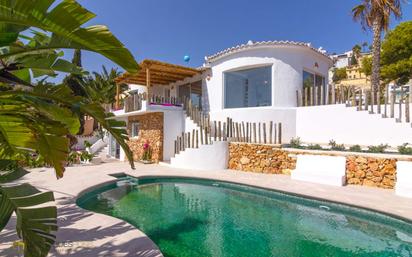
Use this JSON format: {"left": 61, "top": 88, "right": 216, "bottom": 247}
{"left": 115, "top": 59, "right": 201, "bottom": 86}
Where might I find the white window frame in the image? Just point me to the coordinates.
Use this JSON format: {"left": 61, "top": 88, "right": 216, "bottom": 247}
{"left": 131, "top": 121, "right": 140, "bottom": 138}
{"left": 223, "top": 64, "right": 273, "bottom": 109}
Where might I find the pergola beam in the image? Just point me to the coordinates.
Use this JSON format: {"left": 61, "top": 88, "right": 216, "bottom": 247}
{"left": 116, "top": 59, "right": 202, "bottom": 86}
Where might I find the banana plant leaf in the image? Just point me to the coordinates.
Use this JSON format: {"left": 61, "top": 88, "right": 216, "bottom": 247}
{"left": 0, "top": 84, "right": 134, "bottom": 178}
{"left": 0, "top": 183, "right": 57, "bottom": 257}
{"left": 0, "top": 0, "right": 139, "bottom": 73}
{"left": 0, "top": 160, "right": 28, "bottom": 183}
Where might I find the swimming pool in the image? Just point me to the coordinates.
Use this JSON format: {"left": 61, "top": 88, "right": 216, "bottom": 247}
{"left": 77, "top": 176, "right": 412, "bottom": 257}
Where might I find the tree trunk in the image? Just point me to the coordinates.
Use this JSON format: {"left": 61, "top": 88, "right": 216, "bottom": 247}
{"left": 371, "top": 16, "right": 382, "bottom": 101}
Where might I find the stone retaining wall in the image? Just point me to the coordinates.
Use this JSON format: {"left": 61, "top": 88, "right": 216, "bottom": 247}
{"left": 229, "top": 143, "right": 412, "bottom": 189}
{"left": 127, "top": 113, "right": 163, "bottom": 162}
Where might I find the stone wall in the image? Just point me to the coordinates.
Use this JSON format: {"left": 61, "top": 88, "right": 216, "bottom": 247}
{"left": 229, "top": 143, "right": 412, "bottom": 189}
{"left": 127, "top": 113, "right": 163, "bottom": 162}
{"left": 228, "top": 143, "right": 296, "bottom": 175}
{"left": 346, "top": 156, "right": 396, "bottom": 189}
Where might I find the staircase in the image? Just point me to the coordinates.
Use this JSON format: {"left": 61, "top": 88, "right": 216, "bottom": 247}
{"left": 91, "top": 146, "right": 109, "bottom": 164}
{"left": 170, "top": 98, "right": 282, "bottom": 170}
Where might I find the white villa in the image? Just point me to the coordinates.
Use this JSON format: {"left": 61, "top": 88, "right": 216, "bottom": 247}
{"left": 108, "top": 40, "right": 412, "bottom": 171}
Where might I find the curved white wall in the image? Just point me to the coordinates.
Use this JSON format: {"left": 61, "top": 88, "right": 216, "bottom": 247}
{"left": 205, "top": 46, "right": 332, "bottom": 112}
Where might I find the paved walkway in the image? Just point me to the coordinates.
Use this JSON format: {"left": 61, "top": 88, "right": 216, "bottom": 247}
{"left": 1, "top": 161, "right": 412, "bottom": 256}
{"left": 0, "top": 162, "right": 162, "bottom": 257}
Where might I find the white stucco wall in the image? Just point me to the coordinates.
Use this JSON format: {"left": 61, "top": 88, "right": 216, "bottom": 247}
{"left": 170, "top": 141, "right": 229, "bottom": 170}
{"left": 204, "top": 46, "right": 332, "bottom": 112}
{"left": 163, "top": 110, "right": 185, "bottom": 161}
{"left": 296, "top": 104, "right": 412, "bottom": 146}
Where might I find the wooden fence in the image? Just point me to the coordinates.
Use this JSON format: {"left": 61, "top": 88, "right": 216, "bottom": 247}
{"left": 174, "top": 99, "right": 282, "bottom": 154}
{"left": 174, "top": 116, "right": 283, "bottom": 155}
{"left": 297, "top": 84, "right": 412, "bottom": 124}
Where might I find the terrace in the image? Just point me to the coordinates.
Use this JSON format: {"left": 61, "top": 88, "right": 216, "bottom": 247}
{"left": 111, "top": 59, "right": 201, "bottom": 116}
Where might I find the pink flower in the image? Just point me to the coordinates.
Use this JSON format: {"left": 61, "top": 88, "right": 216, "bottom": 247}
{"left": 143, "top": 142, "right": 150, "bottom": 150}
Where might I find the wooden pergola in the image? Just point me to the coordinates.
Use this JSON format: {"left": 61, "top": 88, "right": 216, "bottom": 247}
{"left": 115, "top": 60, "right": 201, "bottom": 108}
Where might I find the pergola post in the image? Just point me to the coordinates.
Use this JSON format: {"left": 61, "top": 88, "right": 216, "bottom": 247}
{"left": 115, "top": 84, "right": 120, "bottom": 109}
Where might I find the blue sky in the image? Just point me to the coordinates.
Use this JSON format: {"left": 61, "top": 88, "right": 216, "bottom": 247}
{"left": 69, "top": 0, "right": 412, "bottom": 77}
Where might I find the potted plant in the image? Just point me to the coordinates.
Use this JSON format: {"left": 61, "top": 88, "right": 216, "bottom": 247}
{"left": 141, "top": 141, "right": 153, "bottom": 164}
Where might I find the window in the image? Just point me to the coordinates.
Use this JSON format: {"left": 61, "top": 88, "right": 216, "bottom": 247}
{"left": 224, "top": 66, "right": 272, "bottom": 108}
{"left": 303, "top": 70, "right": 326, "bottom": 105}
{"left": 131, "top": 122, "right": 139, "bottom": 138}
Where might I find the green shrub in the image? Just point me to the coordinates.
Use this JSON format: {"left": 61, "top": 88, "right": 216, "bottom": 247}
{"left": 349, "top": 145, "right": 362, "bottom": 152}
{"left": 398, "top": 143, "right": 412, "bottom": 155}
{"left": 84, "top": 140, "right": 92, "bottom": 148}
{"left": 289, "top": 137, "right": 303, "bottom": 149}
{"left": 80, "top": 151, "right": 94, "bottom": 162}
{"left": 329, "top": 140, "right": 345, "bottom": 151}
{"left": 307, "top": 144, "right": 323, "bottom": 150}
{"left": 367, "top": 144, "right": 388, "bottom": 153}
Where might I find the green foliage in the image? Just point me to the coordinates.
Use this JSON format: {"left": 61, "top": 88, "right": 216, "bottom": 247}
{"left": 361, "top": 56, "right": 372, "bottom": 77}
{"left": 329, "top": 140, "right": 346, "bottom": 151}
{"left": 351, "top": 44, "right": 362, "bottom": 65}
{"left": 80, "top": 66, "right": 128, "bottom": 105}
{"left": 332, "top": 67, "right": 347, "bottom": 83}
{"left": 352, "top": 0, "right": 402, "bottom": 32}
{"left": 0, "top": 183, "right": 57, "bottom": 257}
{"left": 0, "top": 164, "right": 57, "bottom": 257}
{"left": 349, "top": 145, "right": 363, "bottom": 152}
{"left": 84, "top": 140, "right": 92, "bottom": 149}
{"left": 307, "top": 144, "right": 323, "bottom": 150}
{"left": 289, "top": 137, "right": 303, "bottom": 149}
{"left": 80, "top": 151, "right": 94, "bottom": 162}
{"left": 0, "top": 85, "right": 135, "bottom": 175}
{"left": 0, "top": 31, "right": 85, "bottom": 85}
{"left": 0, "top": 1, "right": 139, "bottom": 256}
{"left": 398, "top": 143, "right": 412, "bottom": 155}
{"left": 367, "top": 144, "right": 388, "bottom": 153}
{"left": 0, "top": 0, "right": 138, "bottom": 75}
{"left": 63, "top": 49, "right": 86, "bottom": 97}
{"left": 381, "top": 21, "right": 412, "bottom": 85}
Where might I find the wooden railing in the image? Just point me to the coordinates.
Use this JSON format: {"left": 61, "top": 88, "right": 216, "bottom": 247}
{"left": 296, "top": 84, "right": 373, "bottom": 107}
{"left": 175, "top": 97, "right": 283, "bottom": 155}
{"left": 174, "top": 117, "right": 283, "bottom": 155}
{"left": 124, "top": 93, "right": 183, "bottom": 113}
{"left": 297, "top": 84, "right": 412, "bottom": 125}
{"left": 300, "top": 84, "right": 412, "bottom": 125}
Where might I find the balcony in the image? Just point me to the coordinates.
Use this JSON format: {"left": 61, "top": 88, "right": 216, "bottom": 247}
{"left": 111, "top": 93, "right": 184, "bottom": 117}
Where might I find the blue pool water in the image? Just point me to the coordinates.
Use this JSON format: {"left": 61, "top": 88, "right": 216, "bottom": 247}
{"left": 77, "top": 177, "right": 412, "bottom": 257}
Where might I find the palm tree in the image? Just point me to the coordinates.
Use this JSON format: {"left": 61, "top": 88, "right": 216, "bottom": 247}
{"left": 352, "top": 0, "right": 403, "bottom": 95}
{"left": 351, "top": 44, "right": 362, "bottom": 65}
{"left": 80, "top": 66, "right": 129, "bottom": 106}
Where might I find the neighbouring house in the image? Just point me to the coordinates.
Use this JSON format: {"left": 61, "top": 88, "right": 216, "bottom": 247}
{"left": 329, "top": 50, "right": 371, "bottom": 90}
{"left": 107, "top": 40, "right": 412, "bottom": 169}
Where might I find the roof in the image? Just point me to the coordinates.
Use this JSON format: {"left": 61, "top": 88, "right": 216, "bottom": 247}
{"left": 204, "top": 40, "right": 332, "bottom": 63}
{"left": 116, "top": 59, "right": 201, "bottom": 86}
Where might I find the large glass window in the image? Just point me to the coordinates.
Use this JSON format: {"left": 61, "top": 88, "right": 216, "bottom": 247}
{"left": 303, "top": 70, "right": 326, "bottom": 105}
{"left": 224, "top": 66, "right": 272, "bottom": 108}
